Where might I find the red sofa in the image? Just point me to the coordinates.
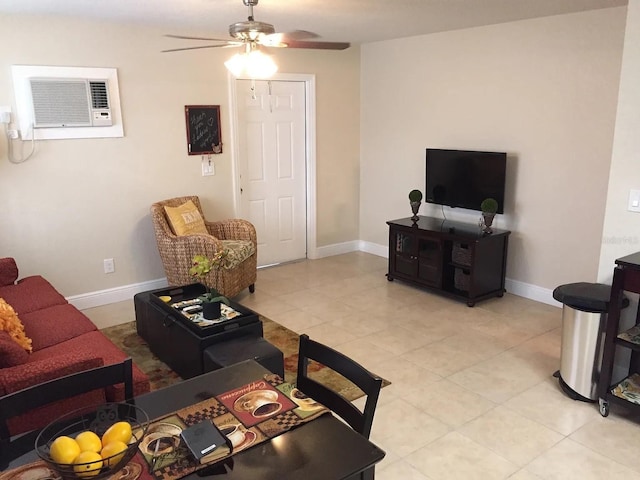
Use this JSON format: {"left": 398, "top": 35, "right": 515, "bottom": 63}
{"left": 0, "top": 257, "right": 150, "bottom": 435}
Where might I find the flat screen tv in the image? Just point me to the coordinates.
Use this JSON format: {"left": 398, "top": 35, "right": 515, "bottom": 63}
{"left": 425, "top": 148, "right": 506, "bottom": 214}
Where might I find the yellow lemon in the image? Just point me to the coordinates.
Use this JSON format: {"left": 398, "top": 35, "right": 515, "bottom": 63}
{"left": 101, "top": 421, "right": 132, "bottom": 448}
{"left": 50, "top": 436, "right": 82, "bottom": 465}
{"left": 100, "top": 441, "right": 128, "bottom": 468}
{"left": 73, "top": 451, "right": 103, "bottom": 478}
{"left": 75, "top": 431, "right": 102, "bottom": 453}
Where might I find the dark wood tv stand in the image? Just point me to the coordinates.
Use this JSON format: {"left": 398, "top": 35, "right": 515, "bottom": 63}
{"left": 386, "top": 216, "right": 510, "bottom": 306}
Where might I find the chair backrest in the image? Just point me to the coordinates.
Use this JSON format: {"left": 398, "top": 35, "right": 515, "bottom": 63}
{"left": 0, "top": 358, "right": 134, "bottom": 441}
{"left": 296, "top": 334, "right": 382, "bottom": 439}
{"left": 150, "top": 195, "right": 223, "bottom": 288}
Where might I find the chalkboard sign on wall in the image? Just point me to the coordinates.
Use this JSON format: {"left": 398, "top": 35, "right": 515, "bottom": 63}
{"left": 185, "top": 105, "right": 222, "bottom": 155}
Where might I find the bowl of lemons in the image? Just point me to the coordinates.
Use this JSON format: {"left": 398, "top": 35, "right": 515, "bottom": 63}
{"left": 35, "top": 403, "right": 149, "bottom": 480}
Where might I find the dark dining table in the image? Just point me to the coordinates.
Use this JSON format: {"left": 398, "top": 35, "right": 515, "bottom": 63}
{"left": 2, "top": 360, "right": 385, "bottom": 479}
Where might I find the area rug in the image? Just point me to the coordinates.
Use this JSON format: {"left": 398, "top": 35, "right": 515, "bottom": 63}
{"left": 101, "top": 316, "right": 389, "bottom": 401}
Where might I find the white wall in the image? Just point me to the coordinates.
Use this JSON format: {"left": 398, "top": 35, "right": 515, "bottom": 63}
{"left": 360, "top": 8, "right": 626, "bottom": 293}
{"left": 597, "top": 0, "right": 640, "bottom": 380}
{"left": 598, "top": 0, "right": 640, "bottom": 282}
{"left": 0, "top": 15, "right": 360, "bottom": 298}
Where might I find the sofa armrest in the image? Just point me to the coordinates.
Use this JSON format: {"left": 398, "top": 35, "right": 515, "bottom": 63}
{"left": 0, "top": 352, "right": 104, "bottom": 396}
{"left": 206, "top": 219, "right": 257, "bottom": 244}
{"left": 0, "top": 257, "right": 19, "bottom": 286}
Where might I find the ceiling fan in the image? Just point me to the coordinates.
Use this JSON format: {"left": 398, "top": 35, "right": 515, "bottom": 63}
{"left": 162, "top": 0, "right": 350, "bottom": 53}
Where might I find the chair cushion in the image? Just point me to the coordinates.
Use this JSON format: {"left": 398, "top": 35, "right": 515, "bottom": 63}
{"left": 0, "top": 298, "right": 33, "bottom": 352}
{"left": 221, "top": 240, "right": 256, "bottom": 269}
{"left": 164, "top": 200, "right": 209, "bottom": 236}
{"left": 0, "top": 330, "right": 29, "bottom": 367}
{"left": 0, "top": 258, "right": 19, "bottom": 286}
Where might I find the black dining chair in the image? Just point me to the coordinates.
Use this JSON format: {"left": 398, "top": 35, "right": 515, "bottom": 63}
{"left": 0, "top": 358, "right": 134, "bottom": 468}
{"left": 296, "top": 334, "right": 382, "bottom": 479}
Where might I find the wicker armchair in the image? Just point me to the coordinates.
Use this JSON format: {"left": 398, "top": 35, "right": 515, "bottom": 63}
{"left": 151, "top": 196, "right": 257, "bottom": 298}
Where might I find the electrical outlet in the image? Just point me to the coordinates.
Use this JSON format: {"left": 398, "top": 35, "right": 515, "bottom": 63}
{"left": 201, "top": 158, "right": 215, "bottom": 176}
{"left": 629, "top": 189, "right": 640, "bottom": 213}
{"left": 103, "top": 258, "right": 115, "bottom": 274}
{"left": 0, "top": 107, "right": 10, "bottom": 124}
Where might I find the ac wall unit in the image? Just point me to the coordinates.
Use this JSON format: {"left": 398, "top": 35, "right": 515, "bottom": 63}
{"left": 29, "top": 77, "right": 112, "bottom": 128}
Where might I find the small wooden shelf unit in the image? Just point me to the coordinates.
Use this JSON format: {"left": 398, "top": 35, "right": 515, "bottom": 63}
{"left": 598, "top": 251, "right": 640, "bottom": 416}
{"left": 386, "top": 216, "right": 510, "bottom": 307}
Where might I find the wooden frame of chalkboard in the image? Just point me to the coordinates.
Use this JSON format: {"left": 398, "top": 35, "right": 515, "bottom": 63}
{"left": 185, "top": 105, "right": 222, "bottom": 155}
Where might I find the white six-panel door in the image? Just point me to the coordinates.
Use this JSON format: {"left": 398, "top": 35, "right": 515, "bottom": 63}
{"left": 235, "top": 79, "right": 307, "bottom": 266}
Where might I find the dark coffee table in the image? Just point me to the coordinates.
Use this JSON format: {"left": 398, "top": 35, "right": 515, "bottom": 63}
{"left": 134, "top": 284, "right": 263, "bottom": 379}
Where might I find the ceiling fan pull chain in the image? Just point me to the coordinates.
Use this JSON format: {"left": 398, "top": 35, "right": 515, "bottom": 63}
{"left": 250, "top": 79, "right": 257, "bottom": 100}
{"left": 268, "top": 80, "right": 273, "bottom": 113}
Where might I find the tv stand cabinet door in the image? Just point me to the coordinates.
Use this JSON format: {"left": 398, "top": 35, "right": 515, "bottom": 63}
{"left": 388, "top": 225, "right": 443, "bottom": 288}
{"left": 389, "top": 228, "right": 419, "bottom": 278}
{"left": 417, "top": 236, "right": 443, "bottom": 287}
{"left": 470, "top": 234, "right": 509, "bottom": 298}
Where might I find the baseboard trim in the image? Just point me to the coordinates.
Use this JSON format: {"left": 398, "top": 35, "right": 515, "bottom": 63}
{"left": 310, "top": 240, "right": 360, "bottom": 259}
{"left": 67, "top": 278, "right": 168, "bottom": 310}
{"left": 359, "top": 240, "right": 388, "bottom": 258}
{"left": 505, "top": 278, "right": 560, "bottom": 307}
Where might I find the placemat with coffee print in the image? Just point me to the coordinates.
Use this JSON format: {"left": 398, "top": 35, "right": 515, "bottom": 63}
{"left": 0, "top": 456, "right": 150, "bottom": 480}
{"left": 139, "top": 374, "right": 328, "bottom": 480}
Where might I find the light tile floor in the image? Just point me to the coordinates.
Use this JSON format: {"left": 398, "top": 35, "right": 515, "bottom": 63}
{"left": 84, "top": 252, "right": 640, "bottom": 480}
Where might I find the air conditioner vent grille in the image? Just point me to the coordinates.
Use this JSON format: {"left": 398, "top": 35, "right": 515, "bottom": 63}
{"left": 30, "top": 79, "right": 92, "bottom": 126}
{"left": 28, "top": 77, "right": 112, "bottom": 128}
{"left": 89, "top": 81, "right": 109, "bottom": 109}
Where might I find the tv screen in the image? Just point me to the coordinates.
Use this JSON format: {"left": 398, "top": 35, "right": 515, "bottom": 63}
{"left": 425, "top": 148, "right": 506, "bottom": 214}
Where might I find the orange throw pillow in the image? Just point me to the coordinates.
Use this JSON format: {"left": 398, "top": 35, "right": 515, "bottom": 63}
{"left": 0, "top": 297, "right": 33, "bottom": 352}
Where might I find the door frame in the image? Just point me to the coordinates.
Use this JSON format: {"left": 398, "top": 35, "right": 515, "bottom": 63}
{"left": 228, "top": 73, "right": 317, "bottom": 261}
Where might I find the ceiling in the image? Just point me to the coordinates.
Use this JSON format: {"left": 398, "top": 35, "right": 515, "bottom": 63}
{"left": 0, "top": 0, "right": 628, "bottom": 46}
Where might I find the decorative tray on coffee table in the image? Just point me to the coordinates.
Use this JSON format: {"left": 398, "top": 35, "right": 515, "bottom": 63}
{"left": 149, "top": 283, "right": 259, "bottom": 334}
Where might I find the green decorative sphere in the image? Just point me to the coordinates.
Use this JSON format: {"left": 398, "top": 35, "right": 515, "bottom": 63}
{"left": 480, "top": 198, "right": 499, "bottom": 214}
{"left": 409, "top": 190, "right": 423, "bottom": 203}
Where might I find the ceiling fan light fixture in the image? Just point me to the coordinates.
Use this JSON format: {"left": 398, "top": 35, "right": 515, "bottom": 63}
{"left": 225, "top": 43, "right": 278, "bottom": 79}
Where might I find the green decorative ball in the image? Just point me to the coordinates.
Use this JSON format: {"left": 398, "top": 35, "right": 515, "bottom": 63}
{"left": 409, "top": 190, "right": 423, "bottom": 202}
{"left": 480, "top": 198, "right": 499, "bottom": 213}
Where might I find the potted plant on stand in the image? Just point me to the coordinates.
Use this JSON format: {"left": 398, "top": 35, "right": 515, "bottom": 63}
{"left": 189, "top": 252, "right": 230, "bottom": 320}
{"left": 480, "top": 198, "right": 499, "bottom": 234}
{"left": 409, "top": 189, "right": 423, "bottom": 222}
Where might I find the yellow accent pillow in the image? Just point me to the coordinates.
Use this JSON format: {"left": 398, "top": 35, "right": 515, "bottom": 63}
{"left": 0, "top": 297, "right": 33, "bottom": 352}
{"left": 164, "top": 200, "right": 208, "bottom": 236}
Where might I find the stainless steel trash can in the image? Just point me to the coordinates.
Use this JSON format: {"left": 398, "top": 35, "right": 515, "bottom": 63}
{"left": 552, "top": 283, "right": 628, "bottom": 402}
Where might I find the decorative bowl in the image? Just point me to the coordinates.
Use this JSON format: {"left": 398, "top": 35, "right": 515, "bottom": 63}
{"left": 35, "top": 403, "right": 149, "bottom": 480}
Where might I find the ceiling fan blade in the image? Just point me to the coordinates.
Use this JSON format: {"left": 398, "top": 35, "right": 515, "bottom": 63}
{"left": 281, "top": 40, "right": 351, "bottom": 50}
{"left": 164, "top": 34, "right": 231, "bottom": 42}
{"left": 161, "top": 44, "right": 235, "bottom": 53}
{"left": 275, "top": 30, "right": 319, "bottom": 41}
{"left": 260, "top": 30, "right": 320, "bottom": 47}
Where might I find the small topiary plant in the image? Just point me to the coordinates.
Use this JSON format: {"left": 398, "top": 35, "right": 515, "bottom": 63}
{"left": 409, "top": 189, "right": 423, "bottom": 203}
{"left": 480, "top": 198, "right": 499, "bottom": 214}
